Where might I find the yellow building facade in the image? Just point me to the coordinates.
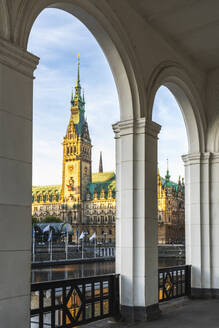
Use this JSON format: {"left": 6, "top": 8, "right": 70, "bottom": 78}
{"left": 157, "top": 168, "right": 185, "bottom": 244}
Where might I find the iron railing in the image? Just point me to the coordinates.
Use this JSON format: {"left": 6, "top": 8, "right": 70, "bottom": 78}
{"left": 31, "top": 274, "right": 119, "bottom": 327}
{"left": 158, "top": 265, "right": 191, "bottom": 302}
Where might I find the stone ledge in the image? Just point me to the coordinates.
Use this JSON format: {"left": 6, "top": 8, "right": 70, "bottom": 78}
{"left": 0, "top": 37, "right": 39, "bottom": 77}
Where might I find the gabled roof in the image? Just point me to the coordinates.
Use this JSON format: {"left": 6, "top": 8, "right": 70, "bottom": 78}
{"left": 85, "top": 172, "right": 116, "bottom": 200}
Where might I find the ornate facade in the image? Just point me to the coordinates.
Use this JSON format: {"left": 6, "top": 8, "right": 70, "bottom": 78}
{"left": 32, "top": 57, "right": 116, "bottom": 244}
{"left": 157, "top": 168, "right": 185, "bottom": 244}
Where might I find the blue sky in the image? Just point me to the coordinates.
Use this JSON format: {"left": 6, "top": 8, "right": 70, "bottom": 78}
{"left": 28, "top": 8, "right": 187, "bottom": 186}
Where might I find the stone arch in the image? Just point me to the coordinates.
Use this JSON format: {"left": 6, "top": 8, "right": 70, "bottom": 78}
{"left": 208, "top": 118, "right": 219, "bottom": 152}
{"left": 147, "top": 62, "right": 206, "bottom": 153}
{"left": 13, "top": 0, "right": 145, "bottom": 121}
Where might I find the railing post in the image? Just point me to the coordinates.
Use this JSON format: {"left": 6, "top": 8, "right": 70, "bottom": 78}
{"left": 112, "top": 274, "right": 120, "bottom": 320}
{"left": 186, "top": 265, "right": 192, "bottom": 297}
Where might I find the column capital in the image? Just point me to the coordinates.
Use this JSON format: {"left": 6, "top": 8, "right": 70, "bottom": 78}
{"left": 112, "top": 118, "right": 161, "bottom": 138}
{"left": 182, "top": 152, "right": 219, "bottom": 165}
{"left": 211, "top": 152, "right": 219, "bottom": 163}
{"left": 0, "top": 37, "right": 39, "bottom": 78}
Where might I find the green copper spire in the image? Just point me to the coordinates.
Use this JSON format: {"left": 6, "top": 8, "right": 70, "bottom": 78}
{"left": 74, "top": 53, "right": 81, "bottom": 101}
{"left": 165, "top": 158, "right": 170, "bottom": 181}
{"left": 71, "top": 88, "right": 74, "bottom": 105}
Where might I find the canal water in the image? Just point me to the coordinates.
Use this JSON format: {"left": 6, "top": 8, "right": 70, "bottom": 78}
{"left": 32, "top": 258, "right": 185, "bottom": 283}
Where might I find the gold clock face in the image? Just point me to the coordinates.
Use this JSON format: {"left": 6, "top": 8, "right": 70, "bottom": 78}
{"left": 68, "top": 164, "right": 74, "bottom": 173}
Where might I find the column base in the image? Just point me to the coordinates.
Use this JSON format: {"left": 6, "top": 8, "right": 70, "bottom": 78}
{"left": 120, "top": 304, "right": 161, "bottom": 322}
{"left": 191, "top": 288, "right": 219, "bottom": 299}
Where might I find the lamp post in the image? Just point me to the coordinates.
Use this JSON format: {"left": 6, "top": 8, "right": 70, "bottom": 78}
{"left": 103, "top": 232, "right": 107, "bottom": 257}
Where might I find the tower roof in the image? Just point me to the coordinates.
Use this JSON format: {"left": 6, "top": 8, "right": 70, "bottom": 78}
{"left": 68, "top": 55, "right": 87, "bottom": 137}
{"left": 74, "top": 53, "right": 81, "bottom": 101}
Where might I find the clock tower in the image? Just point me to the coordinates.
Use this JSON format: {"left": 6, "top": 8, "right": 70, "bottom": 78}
{"left": 61, "top": 55, "right": 92, "bottom": 223}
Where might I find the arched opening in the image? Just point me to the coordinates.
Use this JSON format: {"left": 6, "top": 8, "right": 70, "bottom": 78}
{"left": 150, "top": 75, "right": 206, "bottom": 302}
{"left": 28, "top": 7, "right": 120, "bottom": 280}
{"left": 24, "top": 4, "right": 141, "bottom": 325}
{"left": 152, "top": 85, "right": 187, "bottom": 268}
{"left": 18, "top": 1, "right": 141, "bottom": 121}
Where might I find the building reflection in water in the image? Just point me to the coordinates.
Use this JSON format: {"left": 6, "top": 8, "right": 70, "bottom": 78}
{"left": 32, "top": 261, "right": 115, "bottom": 283}
{"left": 32, "top": 257, "right": 185, "bottom": 283}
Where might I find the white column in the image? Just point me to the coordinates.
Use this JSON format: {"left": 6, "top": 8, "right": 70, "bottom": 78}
{"left": 113, "top": 118, "right": 161, "bottom": 321}
{"left": 0, "top": 38, "right": 38, "bottom": 327}
{"left": 182, "top": 153, "right": 213, "bottom": 295}
{"left": 210, "top": 153, "right": 219, "bottom": 291}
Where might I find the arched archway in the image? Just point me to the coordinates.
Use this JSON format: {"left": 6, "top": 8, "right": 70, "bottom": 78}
{"left": 24, "top": 3, "right": 149, "bottom": 322}
{"left": 207, "top": 119, "right": 219, "bottom": 152}
{"left": 14, "top": 1, "right": 145, "bottom": 122}
{"left": 147, "top": 63, "right": 206, "bottom": 153}
{"left": 148, "top": 63, "right": 214, "bottom": 297}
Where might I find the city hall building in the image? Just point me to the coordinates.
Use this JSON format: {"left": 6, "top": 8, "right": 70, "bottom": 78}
{"left": 32, "top": 58, "right": 184, "bottom": 245}
{"left": 32, "top": 57, "right": 116, "bottom": 244}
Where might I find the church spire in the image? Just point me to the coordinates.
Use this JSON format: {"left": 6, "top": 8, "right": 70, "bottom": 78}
{"left": 99, "top": 151, "right": 103, "bottom": 173}
{"left": 165, "top": 158, "right": 170, "bottom": 181}
{"left": 74, "top": 53, "right": 81, "bottom": 101}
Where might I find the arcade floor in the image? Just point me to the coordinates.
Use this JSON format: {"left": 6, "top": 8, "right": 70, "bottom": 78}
{"left": 85, "top": 298, "right": 219, "bottom": 328}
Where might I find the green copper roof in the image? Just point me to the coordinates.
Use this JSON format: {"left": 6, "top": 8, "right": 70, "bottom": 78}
{"left": 161, "top": 177, "right": 184, "bottom": 194}
{"left": 70, "top": 56, "right": 87, "bottom": 137}
{"left": 32, "top": 185, "right": 61, "bottom": 203}
{"left": 85, "top": 172, "right": 116, "bottom": 200}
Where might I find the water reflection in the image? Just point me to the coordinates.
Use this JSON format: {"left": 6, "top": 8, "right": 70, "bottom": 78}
{"left": 32, "top": 261, "right": 115, "bottom": 283}
{"left": 32, "top": 257, "right": 185, "bottom": 283}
